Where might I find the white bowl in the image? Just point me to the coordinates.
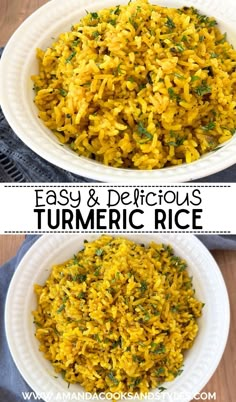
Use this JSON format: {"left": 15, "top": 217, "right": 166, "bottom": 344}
{"left": 5, "top": 234, "right": 230, "bottom": 402}
{"left": 0, "top": 0, "right": 236, "bottom": 182}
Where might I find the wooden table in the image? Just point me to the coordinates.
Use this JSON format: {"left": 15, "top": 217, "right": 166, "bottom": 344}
{"left": 0, "top": 235, "right": 235, "bottom": 401}
{"left": 0, "top": 1, "right": 235, "bottom": 401}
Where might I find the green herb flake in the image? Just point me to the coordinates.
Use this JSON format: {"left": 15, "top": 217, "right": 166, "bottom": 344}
{"left": 216, "top": 33, "right": 227, "bottom": 44}
{"left": 167, "top": 136, "right": 186, "bottom": 147}
{"left": 72, "top": 39, "right": 80, "bottom": 47}
{"left": 77, "top": 291, "right": 86, "bottom": 299}
{"left": 92, "top": 31, "right": 100, "bottom": 39}
{"left": 90, "top": 12, "right": 99, "bottom": 19}
{"left": 33, "top": 84, "right": 41, "bottom": 93}
{"left": 116, "top": 62, "right": 124, "bottom": 75}
{"left": 109, "top": 19, "right": 117, "bottom": 26}
{"left": 156, "top": 367, "right": 165, "bottom": 376}
{"left": 152, "top": 344, "right": 166, "bottom": 355}
{"left": 113, "top": 5, "right": 121, "bottom": 15}
{"left": 111, "top": 337, "right": 122, "bottom": 349}
{"left": 191, "top": 75, "right": 200, "bottom": 82}
{"left": 194, "top": 81, "right": 212, "bottom": 96}
{"left": 129, "top": 17, "right": 138, "bottom": 30}
{"left": 211, "top": 146, "right": 222, "bottom": 152}
{"left": 59, "top": 88, "right": 68, "bottom": 97}
{"left": 137, "top": 122, "right": 153, "bottom": 141}
{"left": 174, "top": 72, "right": 185, "bottom": 79}
{"left": 127, "top": 76, "right": 135, "bottom": 82}
{"left": 57, "top": 304, "right": 65, "bottom": 313}
{"left": 94, "top": 266, "right": 102, "bottom": 276}
{"left": 158, "top": 386, "right": 167, "bottom": 393}
{"left": 201, "top": 121, "right": 216, "bottom": 131}
{"left": 168, "top": 87, "right": 181, "bottom": 102}
{"left": 65, "top": 51, "right": 76, "bottom": 64}
{"left": 131, "top": 377, "right": 142, "bottom": 387}
{"left": 175, "top": 368, "right": 184, "bottom": 377}
{"left": 132, "top": 355, "right": 144, "bottom": 363}
{"left": 33, "top": 320, "right": 42, "bottom": 328}
{"left": 73, "top": 254, "right": 79, "bottom": 264}
{"left": 165, "top": 16, "right": 176, "bottom": 30}
{"left": 175, "top": 43, "right": 185, "bottom": 52}
{"left": 140, "top": 280, "right": 148, "bottom": 292}
{"left": 181, "top": 35, "right": 188, "bottom": 42}
{"left": 178, "top": 263, "right": 187, "bottom": 272}
{"left": 94, "top": 333, "right": 101, "bottom": 342}
{"left": 210, "top": 52, "right": 218, "bottom": 58}
{"left": 171, "top": 305, "right": 180, "bottom": 313}
{"left": 107, "top": 372, "right": 119, "bottom": 386}
{"left": 76, "top": 274, "right": 87, "bottom": 283}
{"left": 199, "top": 35, "right": 205, "bottom": 42}
{"left": 208, "top": 19, "right": 217, "bottom": 27}
{"left": 95, "top": 248, "right": 103, "bottom": 256}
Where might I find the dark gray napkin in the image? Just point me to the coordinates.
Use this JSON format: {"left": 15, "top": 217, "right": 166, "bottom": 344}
{"left": 1, "top": 47, "right": 236, "bottom": 183}
{"left": 0, "top": 235, "right": 235, "bottom": 401}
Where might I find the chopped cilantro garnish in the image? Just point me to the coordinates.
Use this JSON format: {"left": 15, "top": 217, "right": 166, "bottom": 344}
{"left": 132, "top": 355, "right": 144, "bottom": 363}
{"left": 111, "top": 337, "right": 122, "bottom": 349}
{"left": 175, "top": 43, "right": 185, "bottom": 52}
{"left": 77, "top": 291, "right": 86, "bottom": 299}
{"left": 65, "top": 51, "right": 76, "bottom": 64}
{"left": 165, "top": 16, "right": 176, "bottom": 30}
{"left": 140, "top": 280, "right": 148, "bottom": 292}
{"left": 59, "top": 88, "right": 67, "bottom": 97}
{"left": 191, "top": 75, "right": 200, "bottom": 82}
{"left": 168, "top": 87, "right": 181, "bottom": 102}
{"left": 170, "top": 305, "right": 180, "bottom": 313}
{"left": 181, "top": 35, "right": 188, "bottom": 42}
{"left": 109, "top": 19, "right": 117, "bottom": 26}
{"left": 73, "top": 254, "right": 79, "bottom": 264}
{"left": 210, "top": 52, "right": 218, "bottom": 58}
{"left": 131, "top": 377, "right": 142, "bottom": 387}
{"left": 107, "top": 372, "right": 119, "bottom": 385}
{"left": 137, "top": 122, "right": 153, "bottom": 141}
{"left": 194, "top": 81, "right": 212, "bottom": 96}
{"left": 158, "top": 386, "right": 167, "bottom": 393}
{"left": 95, "top": 248, "right": 103, "bottom": 256}
{"left": 175, "top": 368, "right": 184, "bottom": 377}
{"left": 74, "top": 274, "right": 87, "bottom": 283}
{"left": 216, "top": 33, "right": 227, "bottom": 44}
{"left": 167, "top": 136, "right": 186, "bottom": 147}
{"left": 92, "top": 31, "right": 100, "bottom": 39}
{"left": 94, "top": 333, "right": 101, "bottom": 342}
{"left": 152, "top": 343, "right": 166, "bottom": 354}
{"left": 129, "top": 17, "right": 138, "bottom": 30}
{"left": 90, "top": 12, "right": 99, "bottom": 19}
{"left": 72, "top": 39, "right": 80, "bottom": 47}
{"left": 156, "top": 367, "right": 165, "bottom": 376}
{"left": 174, "top": 72, "right": 185, "bottom": 79}
{"left": 127, "top": 76, "right": 135, "bottom": 82}
{"left": 201, "top": 121, "right": 216, "bottom": 131}
{"left": 57, "top": 304, "right": 65, "bottom": 313}
{"left": 113, "top": 5, "right": 121, "bottom": 15}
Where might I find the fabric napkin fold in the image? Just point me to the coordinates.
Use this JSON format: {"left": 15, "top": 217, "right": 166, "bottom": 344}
{"left": 0, "top": 235, "right": 235, "bottom": 401}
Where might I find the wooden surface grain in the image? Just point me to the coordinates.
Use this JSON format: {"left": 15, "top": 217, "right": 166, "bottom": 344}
{"left": 0, "top": 0, "right": 48, "bottom": 46}
{"left": 0, "top": 235, "right": 235, "bottom": 402}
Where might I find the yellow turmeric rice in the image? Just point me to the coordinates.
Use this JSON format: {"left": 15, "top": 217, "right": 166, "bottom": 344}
{"left": 32, "top": 0, "right": 236, "bottom": 169}
{"left": 33, "top": 236, "right": 203, "bottom": 394}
